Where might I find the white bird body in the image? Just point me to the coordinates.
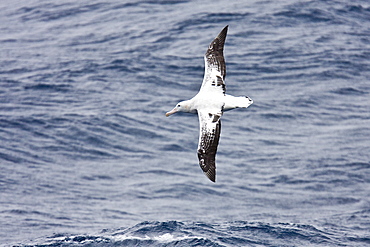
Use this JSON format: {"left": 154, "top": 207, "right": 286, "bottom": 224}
{"left": 166, "top": 26, "right": 253, "bottom": 182}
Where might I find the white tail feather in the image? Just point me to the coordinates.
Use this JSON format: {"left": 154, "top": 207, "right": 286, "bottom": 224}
{"left": 223, "top": 95, "right": 253, "bottom": 111}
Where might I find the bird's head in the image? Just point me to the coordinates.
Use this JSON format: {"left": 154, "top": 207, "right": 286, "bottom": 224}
{"left": 165, "top": 100, "right": 190, "bottom": 117}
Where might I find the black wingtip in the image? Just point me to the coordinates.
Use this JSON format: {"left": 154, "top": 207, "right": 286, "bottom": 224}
{"left": 218, "top": 25, "right": 228, "bottom": 40}
{"left": 204, "top": 169, "right": 216, "bottom": 182}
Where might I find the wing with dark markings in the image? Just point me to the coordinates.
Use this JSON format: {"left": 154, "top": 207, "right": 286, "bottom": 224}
{"left": 197, "top": 111, "right": 222, "bottom": 182}
{"left": 200, "top": 25, "right": 228, "bottom": 94}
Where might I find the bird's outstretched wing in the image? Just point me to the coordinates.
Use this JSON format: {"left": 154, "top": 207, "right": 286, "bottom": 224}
{"left": 197, "top": 110, "right": 222, "bottom": 182}
{"left": 200, "top": 25, "right": 228, "bottom": 94}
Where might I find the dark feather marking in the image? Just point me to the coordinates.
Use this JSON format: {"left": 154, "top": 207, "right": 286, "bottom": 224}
{"left": 208, "top": 113, "right": 221, "bottom": 122}
{"left": 216, "top": 75, "right": 226, "bottom": 93}
{"left": 197, "top": 120, "right": 221, "bottom": 182}
{"left": 212, "top": 114, "right": 220, "bottom": 123}
{"left": 205, "top": 26, "right": 228, "bottom": 80}
{"left": 210, "top": 76, "right": 225, "bottom": 94}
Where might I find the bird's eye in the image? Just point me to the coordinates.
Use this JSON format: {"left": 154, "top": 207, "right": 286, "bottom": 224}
{"left": 177, "top": 105, "right": 181, "bottom": 107}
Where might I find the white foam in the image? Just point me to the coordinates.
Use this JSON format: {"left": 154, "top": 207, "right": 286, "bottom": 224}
{"left": 112, "top": 233, "right": 202, "bottom": 243}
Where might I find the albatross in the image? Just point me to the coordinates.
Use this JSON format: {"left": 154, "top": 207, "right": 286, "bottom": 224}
{"left": 165, "top": 26, "right": 253, "bottom": 182}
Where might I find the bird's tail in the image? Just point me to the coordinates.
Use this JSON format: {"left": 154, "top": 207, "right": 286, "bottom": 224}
{"left": 223, "top": 95, "right": 253, "bottom": 111}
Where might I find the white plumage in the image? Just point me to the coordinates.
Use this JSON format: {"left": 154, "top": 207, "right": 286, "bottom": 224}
{"left": 166, "top": 26, "right": 253, "bottom": 182}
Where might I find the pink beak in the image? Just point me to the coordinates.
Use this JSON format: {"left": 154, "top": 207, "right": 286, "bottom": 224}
{"left": 165, "top": 107, "right": 178, "bottom": 117}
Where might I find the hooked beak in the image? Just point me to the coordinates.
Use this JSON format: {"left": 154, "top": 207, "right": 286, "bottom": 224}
{"left": 165, "top": 107, "right": 178, "bottom": 117}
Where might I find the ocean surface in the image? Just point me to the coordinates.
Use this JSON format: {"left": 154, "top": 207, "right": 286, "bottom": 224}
{"left": 1, "top": 0, "right": 370, "bottom": 246}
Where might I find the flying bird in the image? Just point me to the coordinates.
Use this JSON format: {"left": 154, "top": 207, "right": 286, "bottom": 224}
{"left": 166, "top": 26, "right": 253, "bottom": 182}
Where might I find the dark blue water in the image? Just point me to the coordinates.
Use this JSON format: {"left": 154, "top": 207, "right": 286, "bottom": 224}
{"left": 1, "top": 0, "right": 370, "bottom": 246}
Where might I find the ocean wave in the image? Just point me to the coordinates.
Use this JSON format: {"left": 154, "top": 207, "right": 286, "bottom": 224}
{"left": 14, "top": 220, "right": 370, "bottom": 247}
